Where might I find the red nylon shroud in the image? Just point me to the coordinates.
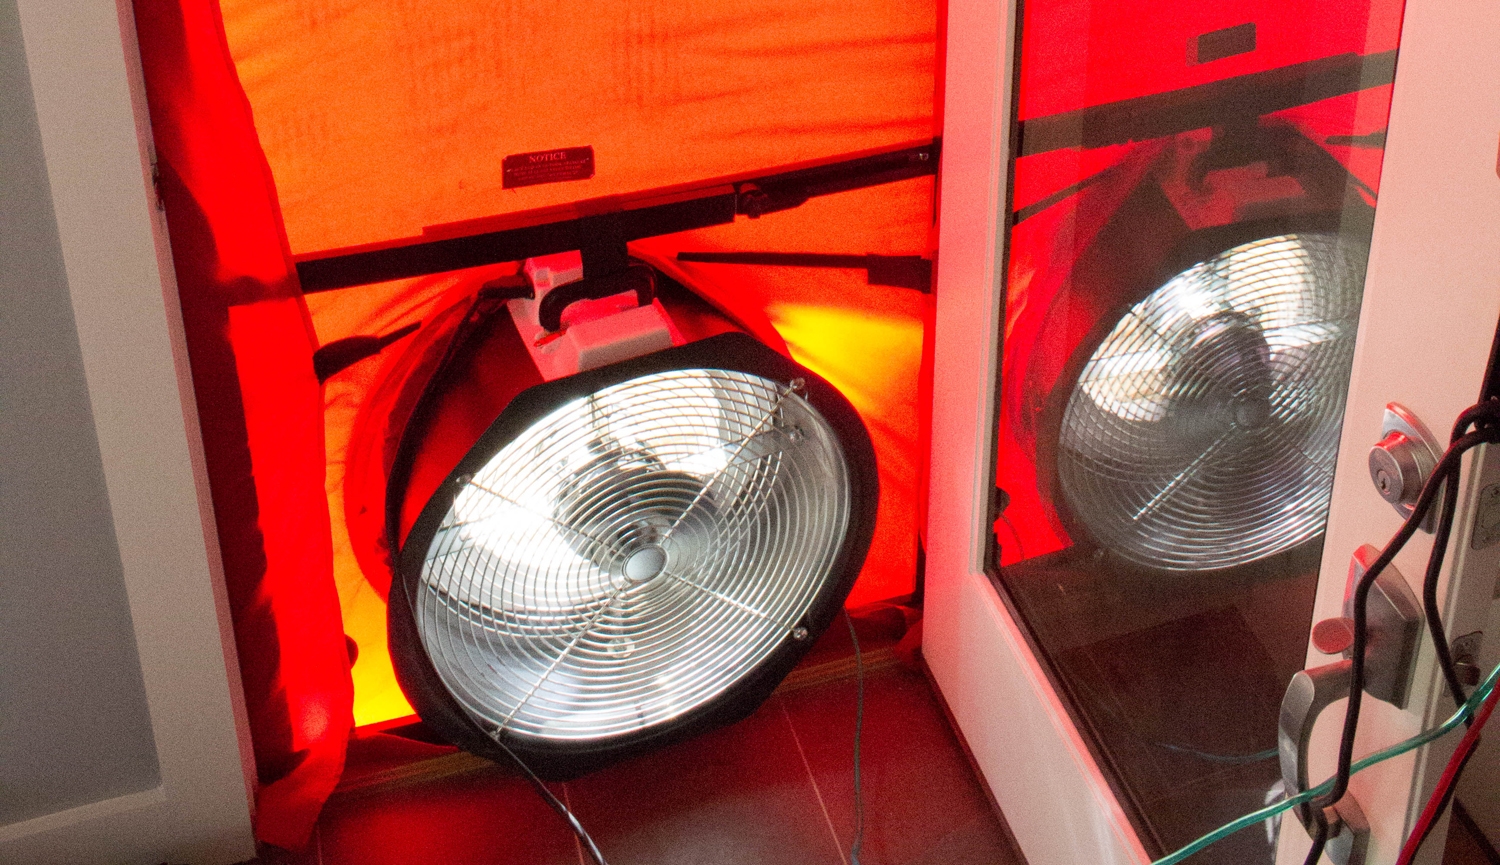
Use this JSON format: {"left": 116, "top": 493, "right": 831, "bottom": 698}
{"left": 132, "top": 0, "right": 352, "bottom": 848}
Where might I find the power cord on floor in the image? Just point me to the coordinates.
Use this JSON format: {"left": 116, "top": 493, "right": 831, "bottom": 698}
{"left": 846, "top": 609, "right": 867, "bottom": 865}
{"left": 489, "top": 609, "right": 874, "bottom": 865}
{"left": 490, "top": 734, "right": 611, "bottom": 865}
{"left": 471, "top": 408, "right": 1500, "bottom": 865}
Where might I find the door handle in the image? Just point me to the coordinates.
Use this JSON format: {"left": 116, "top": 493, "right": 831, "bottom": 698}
{"left": 1279, "top": 659, "right": 1352, "bottom": 829}
{"left": 1278, "top": 659, "right": 1369, "bottom": 865}
{"left": 1276, "top": 545, "right": 1421, "bottom": 864}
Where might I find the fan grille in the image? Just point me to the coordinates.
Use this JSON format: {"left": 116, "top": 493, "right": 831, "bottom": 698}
{"left": 1056, "top": 233, "right": 1367, "bottom": 571}
{"left": 416, "top": 368, "right": 851, "bottom": 741}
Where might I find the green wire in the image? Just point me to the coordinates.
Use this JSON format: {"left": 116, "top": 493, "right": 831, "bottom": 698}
{"left": 1150, "top": 663, "right": 1500, "bottom": 865}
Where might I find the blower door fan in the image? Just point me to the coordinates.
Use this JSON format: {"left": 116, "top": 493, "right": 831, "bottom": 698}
{"left": 1056, "top": 233, "right": 1367, "bottom": 571}
{"left": 395, "top": 334, "right": 875, "bottom": 773}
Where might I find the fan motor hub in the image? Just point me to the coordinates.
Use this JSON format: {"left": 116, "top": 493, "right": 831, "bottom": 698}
{"left": 623, "top": 544, "right": 668, "bottom": 583}
{"left": 1231, "top": 394, "right": 1272, "bottom": 429}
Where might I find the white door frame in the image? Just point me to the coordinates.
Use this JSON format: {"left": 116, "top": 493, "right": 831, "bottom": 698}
{"left": 924, "top": 0, "right": 1148, "bottom": 860}
{"left": 2, "top": 0, "right": 257, "bottom": 862}
{"left": 924, "top": 0, "right": 1500, "bottom": 863}
{"left": 1286, "top": 0, "right": 1500, "bottom": 860}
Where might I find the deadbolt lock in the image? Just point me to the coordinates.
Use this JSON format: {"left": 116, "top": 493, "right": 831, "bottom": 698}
{"left": 1368, "top": 403, "right": 1443, "bottom": 532}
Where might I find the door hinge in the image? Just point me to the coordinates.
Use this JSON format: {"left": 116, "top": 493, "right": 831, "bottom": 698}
{"left": 149, "top": 152, "right": 165, "bottom": 212}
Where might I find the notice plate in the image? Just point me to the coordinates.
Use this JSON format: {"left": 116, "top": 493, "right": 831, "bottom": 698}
{"left": 503, "top": 146, "right": 595, "bottom": 189}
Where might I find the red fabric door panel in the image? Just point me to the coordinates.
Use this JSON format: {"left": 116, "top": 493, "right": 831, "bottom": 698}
{"left": 217, "top": 0, "right": 938, "bottom": 255}
{"left": 132, "top": 0, "right": 352, "bottom": 848}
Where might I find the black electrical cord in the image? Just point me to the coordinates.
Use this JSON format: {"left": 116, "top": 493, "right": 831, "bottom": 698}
{"left": 1312, "top": 425, "right": 1499, "bottom": 816}
{"left": 1149, "top": 401, "right": 1500, "bottom": 865}
{"left": 491, "top": 735, "right": 611, "bottom": 865}
{"left": 1302, "top": 816, "right": 1330, "bottom": 865}
{"left": 1393, "top": 400, "right": 1500, "bottom": 859}
{"left": 1420, "top": 453, "right": 1469, "bottom": 717}
{"left": 1451, "top": 398, "right": 1500, "bottom": 443}
{"left": 465, "top": 398, "right": 1500, "bottom": 865}
{"left": 846, "top": 610, "right": 868, "bottom": 865}
{"left": 1425, "top": 398, "right": 1500, "bottom": 716}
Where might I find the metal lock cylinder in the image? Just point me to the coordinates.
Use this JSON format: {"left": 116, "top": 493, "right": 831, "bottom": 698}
{"left": 1368, "top": 403, "right": 1443, "bottom": 531}
{"left": 1369, "top": 430, "right": 1430, "bottom": 507}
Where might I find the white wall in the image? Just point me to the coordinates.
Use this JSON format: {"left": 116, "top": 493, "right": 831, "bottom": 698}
{"left": 0, "top": 0, "right": 256, "bottom": 860}
{"left": 0, "top": 0, "right": 163, "bottom": 827}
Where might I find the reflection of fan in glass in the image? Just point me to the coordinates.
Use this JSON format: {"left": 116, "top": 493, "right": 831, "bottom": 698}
{"left": 1056, "top": 233, "right": 1368, "bottom": 571}
{"left": 391, "top": 335, "right": 877, "bottom": 775}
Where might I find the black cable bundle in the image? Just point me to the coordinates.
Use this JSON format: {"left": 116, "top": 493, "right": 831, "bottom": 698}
{"left": 1305, "top": 397, "right": 1500, "bottom": 863}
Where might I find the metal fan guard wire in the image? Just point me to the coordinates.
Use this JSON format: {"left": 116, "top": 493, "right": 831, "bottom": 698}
{"left": 415, "top": 368, "right": 852, "bottom": 742}
{"left": 1056, "top": 232, "right": 1367, "bottom": 571}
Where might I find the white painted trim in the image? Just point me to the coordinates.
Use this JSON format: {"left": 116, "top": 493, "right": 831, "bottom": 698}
{"left": 928, "top": 0, "right": 1500, "bottom": 862}
{"left": 922, "top": 0, "right": 1150, "bottom": 861}
{"left": 1277, "top": 0, "right": 1500, "bottom": 861}
{"left": 0, "top": 789, "right": 167, "bottom": 845}
{"left": 4, "top": 0, "right": 256, "bottom": 862}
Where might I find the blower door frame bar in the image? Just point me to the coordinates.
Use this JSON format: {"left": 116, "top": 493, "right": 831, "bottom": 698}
{"left": 293, "top": 50, "right": 1396, "bottom": 296}
{"left": 294, "top": 143, "right": 941, "bottom": 292}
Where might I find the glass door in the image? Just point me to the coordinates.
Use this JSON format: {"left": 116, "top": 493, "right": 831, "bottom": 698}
{"left": 924, "top": 0, "right": 1500, "bottom": 862}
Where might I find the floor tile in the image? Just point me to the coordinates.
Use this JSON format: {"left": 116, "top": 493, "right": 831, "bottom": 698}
{"left": 777, "top": 664, "right": 1025, "bottom": 865}
{"left": 254, "top": 606, "right": 1013, "bottom": 865}
{"left": 317, "top": 761, "right": 582, "bottom": 865}
{"left": 903, "top": 817, "right": 1027, "bottom": 865}
{"left": 1054, "top": 602, "right": 1289, "bottom": 859}
{"left": 1445, "top": 800, "right": 1500, "bottom": 865}
{"left": 563, "top": 699, "right": 846, "bottom": 865}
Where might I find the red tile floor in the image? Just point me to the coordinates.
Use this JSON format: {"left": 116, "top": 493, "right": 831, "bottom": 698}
{"left": 1445, "top": 802, "right": 1500, "bottom": 865}
{"left": 250, "top": 611, "right": 1026, "bottom": 865}
{"left": 244, "top": 605, "right": 1500, "bottom": 865}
